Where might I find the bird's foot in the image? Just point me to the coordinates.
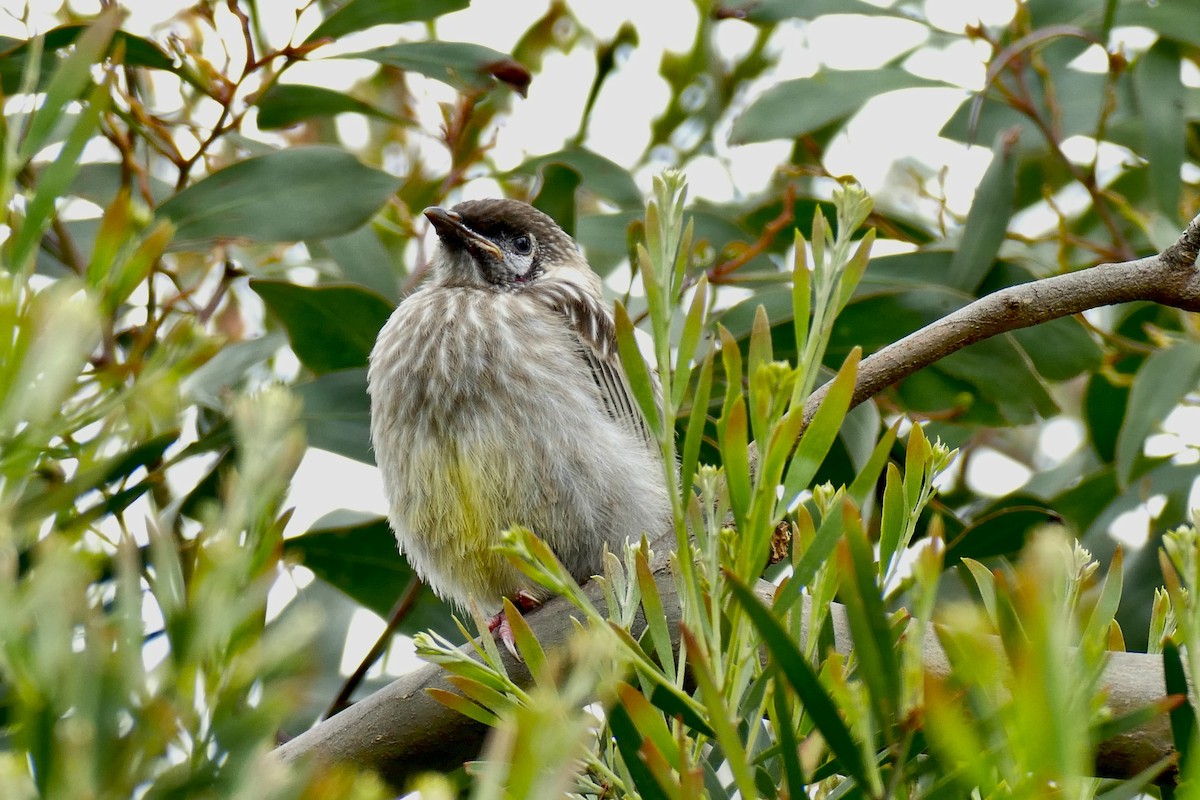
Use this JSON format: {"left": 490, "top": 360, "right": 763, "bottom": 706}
{"left": 486, "top": 591, "right": 544, "bottom": 661}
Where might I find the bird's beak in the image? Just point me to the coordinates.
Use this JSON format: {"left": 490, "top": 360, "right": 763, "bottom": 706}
{"left": 424, "top": 207, "right": 502, "bottom": 261}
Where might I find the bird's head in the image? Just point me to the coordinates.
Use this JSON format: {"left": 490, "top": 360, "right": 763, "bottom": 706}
{"left": 424, "top": 199, "right": 592, "bottom": 291}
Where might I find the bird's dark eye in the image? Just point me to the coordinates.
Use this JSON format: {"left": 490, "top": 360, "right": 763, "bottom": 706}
{"left": 512, "top": 235, "right": 533, "bottom": 256}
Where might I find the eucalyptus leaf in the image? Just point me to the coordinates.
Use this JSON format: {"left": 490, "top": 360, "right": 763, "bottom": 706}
{"left": 732, "top": 68, "right": 947, "bottom": 144}
{"left": 157, "top": 146, "right": 401, "bottom": 247}
{"left": 251, "top": 280, "right": 393, "bottom": 375}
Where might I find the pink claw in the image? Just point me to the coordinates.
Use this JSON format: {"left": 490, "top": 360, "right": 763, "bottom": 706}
{"left": 485, "top": 591, "right": 543, "bottom": 661}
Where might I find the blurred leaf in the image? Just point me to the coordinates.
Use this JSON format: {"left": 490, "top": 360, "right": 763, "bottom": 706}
{"left": 607, "top": 701, "right": 672, "bottom": 800}
{"left": 69, "top": 161, "right": 173, "bottom": 207}
{"left": 255, "top": 83, "right": 401, "bottom": 130}
{"left": 182, "top": 333, "right": 285, "bottom": 409}
{"left": 944, "top": 497, "right": 1063, "bottom": 563}
{"left": 837, "top": 511, "right": 900, "bottom": 734}
{"left": 530, "top": 163, "right": 580, "bottom": 237}
{"left": 1006, "top": 315, "right": 1103, "bottom": 382}
{"left": 715, "top": 0, "right": 897, "bottom": 22}
{"left": 309, "top": 225, "right": 401, "bottom": 301}
{"left": 284, "top": 511, "right": 457, "bottom": 638}
{"left": 778, "top": 348, "right": 859, "bottom": 507}
{"left": 516, "top": 148, "right": 642, "bottom": 209}
{"left": 341, "top": 41, "right": 531, "bottom": 96}
{"left": 1114, "top": 341, "right": 1200, "bottom": 487}
{"left": 15, "top": 11, "right": 122, "bottom": 166}
{"left": 293, "top": 368, "right": 373, "bottom": 464}
{"left": 1116, "top": 0, "right": 1200, "bottom": 49}
{"left": 11, "top": 81, "right": 111, "bottom": 272}
{"left": 306, "top": 0, "right": 470, "bottom": 43}
{"left": 726, "top": 576, "right": 870, "bottom": 786}
{"left": 157, "top": 146, "right": 401, "bottom": 247}
{"left": 947, "top": 131, "right": 1017, "bottom": 293}
{"left": 251, "top": 280, "right": 394, "bottom": 375}
{"left": 1132, "top": 39, "right": 1186, "bottom": 221}
{"left": 1163, "top": 642, "right": 1195, "bottom": 769}
{"left": 731, "top": 68, "right": 946, "bottom": 144}
{"left": 942, "top": 48, "right": 1132, "bottom": 150}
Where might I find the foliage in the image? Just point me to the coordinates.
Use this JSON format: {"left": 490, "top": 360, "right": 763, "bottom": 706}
{"left": 0, "top": 0, "right": 1198, "bottom": 798}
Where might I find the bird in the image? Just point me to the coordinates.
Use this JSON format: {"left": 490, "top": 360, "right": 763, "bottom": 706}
{"left": 367, "top": 198, "right": 672, "bottom": 652}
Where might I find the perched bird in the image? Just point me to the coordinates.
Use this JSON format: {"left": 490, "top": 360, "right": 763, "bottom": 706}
{"left": 368, "top": 199, "right": 671, "bottom": 647}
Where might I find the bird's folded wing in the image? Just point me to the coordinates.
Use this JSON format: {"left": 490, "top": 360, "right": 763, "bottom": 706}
{"left": 533, "top": 282, "right": 657, "bottom": 448}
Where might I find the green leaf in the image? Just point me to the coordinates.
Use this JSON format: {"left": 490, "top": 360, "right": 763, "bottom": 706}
{"left": 306, "top": 0, "right": 470, "bottom": 43}
{"left": 617, "top": 683, "right": 680, "bottom": 771}
{"left": 16, "top": 10, "right": 121, "bottom": 166}
{"left": 514, "top": 148, "right": 643, "bottom": 209}
{"left": 679, "top": 352, "right": 713, "bottom": 501}
{"left": 944, "top": 498, "right": 1062, "bottom": 562}
{"left": 1082, "top": 547, "right": 1124, "bottom": 649}
{"left": 68, "top": 161, "right": 173, "bottom": 208}
{"left": 607, "top": 701, "right": 672, "bottom": 800}
{"left": 716, "top": 0, "right": 900, "bottom": 22}
{"left": 1115, "top": 342, "right": 1200, "bottom": 487}
{"left": 877, "top": 463, "right": 906, "bottom": 580}
{"left": 791, "top": 490, "right": 845, "bottom": 590}
{"left": 427, "top": 688, "right": 499, "bottom": 726}
{"left": 1116, "top": 1, "right": 1200, "bottom": 49}
{"left": 11, "top": 79, "right": 110, "bottom": 273}
{"left": 679, "top": 626, "right": 758, "bottom": 799}
{"left": 725, "top": 576, "right": 870, "bottom": 786}
{"left": 635, "top": 548, "right": 675, "bottom": 684}
{"left": 1132, "top": 39, "right": 1186, "bottom": 221}
{"left": 254, "top": 83, "right": 400, "bottom": 130}
{"left": 731, "top": 68, "right": 946, "bottom": 144}
{"left": 182, "top": 333, "right": 285, "bottom": 409}
{"left": 340, "top": 41, "right": 531, "bottom": 96}
{"left": 252, "top": 280, "right": 394, "bottom": 375}
{"left": 614, "top": 302, "right": 665, "bottom": 441}
{"left": 779, "top": 348, "right": 860, "bottom": 507}
{"left": 837, "top": 511, "right": 900, "bottom": 733}
{"left": 1163, "top": 642, "right": 1195, "bottom": 769}
{"left": 293, "top": 368, "right": 373, "bottom": 464}
{"left": 947, "top": 131, "right": 1016, "bottom": 293}
{"left": 530, "top": 162, "right": 580, "bottom": 237}
{"left": 284, "top": 511, "right": 457, "bottom": 638}
{"left": 847, "top": 420, "right": 899, "bottom": 507}
{"left": 960, "top": 558, "right": 1000, "bottom": 628}
{"left": 308, "top": 225, "right": 400, "bottom": 301}
{"left": 157, "top": 146, "right": 401, "bottom": 247}
{"left": 501, "top": 598, "right": 547, "bottom": 682}
{"left": 647, "top": 684, "right": 715, "bottom": 739}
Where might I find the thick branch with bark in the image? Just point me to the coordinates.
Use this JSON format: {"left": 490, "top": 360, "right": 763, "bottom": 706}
{"left": 275, "top": 214, "right": 1200, "bottom": 785}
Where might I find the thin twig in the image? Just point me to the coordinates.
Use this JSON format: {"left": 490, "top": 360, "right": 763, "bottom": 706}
{"left": 323, "top": 576, "right": 425, "bottom": 721}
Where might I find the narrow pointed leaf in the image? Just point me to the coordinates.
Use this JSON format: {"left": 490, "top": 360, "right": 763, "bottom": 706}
{"left": 608, "top": 701, "right": 673, "bottom": 800}
{"left": 426, "top": 688, "right": 499, "bottom": 726}
{"left": 780, "top": 347, "right": 860, "bottom": 502}
{"left": 947, "top": 130, "right": 1016, "bottom": 293}
{"left": 615, "top": 301, "right": 665, "bottom": 440}
{"left": 726, "top": 576, "right": 869, "bottom": 785}
{"left": 847, "top": 420, "right": 900, "bottom": 507}
{"left": 680, "top": 626, "right": 758, "bottom": 799}
{"left": 679, "top": 352, "right": 713, "bottom": 501}
{"left": 791, "top": 491, "right": 845, "bottom": 590}
{"left": 618, "top": 683, "right": 680, "bottom": 771}
{"left": 502, "top": 597, "right": 547, "bottom": 682}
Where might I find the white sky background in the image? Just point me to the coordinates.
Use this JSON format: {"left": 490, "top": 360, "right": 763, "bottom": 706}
{"left": 5, "top": 0, "right": 1199, "bottom": 677}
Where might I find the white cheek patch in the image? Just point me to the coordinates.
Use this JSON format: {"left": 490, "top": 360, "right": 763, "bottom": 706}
{"left": 509, "top": 253, "right": 537, "bottom": 281}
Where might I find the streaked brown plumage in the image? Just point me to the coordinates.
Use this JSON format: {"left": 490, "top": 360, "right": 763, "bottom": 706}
{"left": 367, "top": 199, "right": 670, "bottom": 623}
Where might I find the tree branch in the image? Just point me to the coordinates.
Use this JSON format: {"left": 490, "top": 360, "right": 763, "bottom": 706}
{"left": 274, "top": 214, "right": 1200, "bottom": 786}
{"left": 801, "top": 212, "right": 1200, "bottom": 426}
{"left": 275, "top": 565, "right": 1178, "bottom": 787}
